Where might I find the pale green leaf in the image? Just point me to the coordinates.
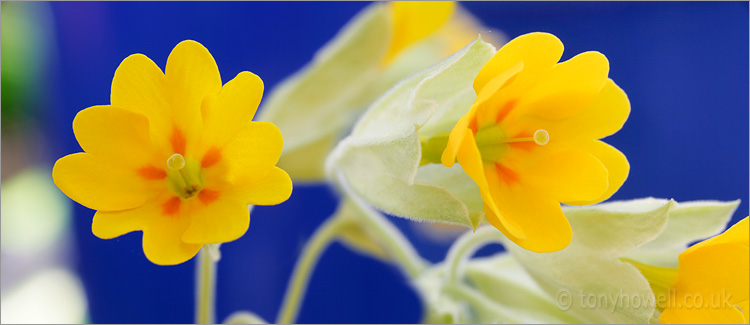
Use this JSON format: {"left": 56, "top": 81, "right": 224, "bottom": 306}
{"left": 328, "top": 38, "right": 496, "bottom": 228}
{"left": 624, "top": 199, "right": 740, "bottom": 267}
{"left": 505, "top": 198, "right": 675, "bottom": 324}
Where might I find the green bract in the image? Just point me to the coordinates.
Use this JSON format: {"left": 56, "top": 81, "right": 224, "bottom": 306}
{"left": 328, "top": 37, "right": 495, "bottom": 229}
{"left": 258, "top": 3, "right": 493, "bottom": 181}
{"left": 499, "top": 198, "right": 738, "bottom": 324}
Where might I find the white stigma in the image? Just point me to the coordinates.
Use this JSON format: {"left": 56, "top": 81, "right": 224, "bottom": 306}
{"left": 167, "top": 153, "right": 186, "bottom": 170}
{"left": 533, "top": 129, "right": 549, "bottom": 145}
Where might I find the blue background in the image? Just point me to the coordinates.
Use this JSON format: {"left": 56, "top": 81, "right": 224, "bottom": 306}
{"left": 37, "top": 1, "right": 750, "bottom": 323}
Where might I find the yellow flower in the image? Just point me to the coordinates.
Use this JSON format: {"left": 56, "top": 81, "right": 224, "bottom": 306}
{"left": 659, "top": 217, "right": 749, "bottom": 324}
{"left": 52, "top": 40, "right": 293, "bottom": 265}
{"left": 441, "top": 32, "right": 630, "bottom": 252}
{"left": 382, "top": 1, "right": 455, "bottom": 65}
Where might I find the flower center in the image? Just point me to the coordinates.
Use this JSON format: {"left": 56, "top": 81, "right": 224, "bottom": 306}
{"left": 165, "top": 153, "right": 205, "bottom": 199}
{"left": 474, "top": 125, "right": 549, "bottom": 162}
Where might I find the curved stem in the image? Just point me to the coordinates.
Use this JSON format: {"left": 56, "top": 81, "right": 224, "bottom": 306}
{"left": 443, "top": 283, "right": 526, "bottom": 324}
{"left": 276, "top": 217, "right": 345, "bottom": 324}
{"left": 339, "top": 173, "right": 427, "bottom": 278}
{"left": 196, "top": 247, "right": 216, "bottom": 324}
{"left": 444, "top": 226, "right": 502, "bottom": 284}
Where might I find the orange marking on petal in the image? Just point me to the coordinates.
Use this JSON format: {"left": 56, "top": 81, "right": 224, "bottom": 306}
{"left": 170, "top": 127, "right": 186, "bottom": 155}
{"left": 162, "top": 197, "right": 181, "bottom": 216}
{"left": 495, "top": 163, "right": 520, "bottom": 185}
{"left": 198, "top": 189, "right": 220, "bottom": 206}
{"left": 496, "top": 99, "right": 517, "bottom": 123}
{"left": 201, "top": 147, "right": 222, "bottom": 168}
{"left": 137, "top": 165, "right": 167, "bottom": 180}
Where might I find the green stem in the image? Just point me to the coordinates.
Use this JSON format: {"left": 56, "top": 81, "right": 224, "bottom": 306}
{"left": 276, "top": 217, "right": 345, "bottom": 324}
{"left": 344, "top": 185, "right": 427, "bottom": 278}
{"left": 443, "top": 283, "right": 526, "bottom": 324}
{"left": 196, "top": 247, "right": 216, "bottom": 324}
{"left": 444, "top": 226, "right": 502, "bottom": 284}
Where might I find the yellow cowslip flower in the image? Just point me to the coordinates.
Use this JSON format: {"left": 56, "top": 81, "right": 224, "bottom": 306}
{"left": 52, "top": 40, "right": 293, "bottom": 265}
{"left": 441, "top": 32, "right": 630, "bottom": 252}
{"left": 658, "top": 217, "right": 749, "bottom": 323}
{"left": 382, "top": 1, "right": 455, "bottom": 65}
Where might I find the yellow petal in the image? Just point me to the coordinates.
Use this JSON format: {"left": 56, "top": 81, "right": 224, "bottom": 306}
{"left": 110, "top": 53, "right": 172, "bottom": 153}
{"left": 442, "top": 107, "right": 478, "bottom": 167}
{"left": 513, "top": 51, "right": 610, "bottom": 121}
{"left": 236, "top": 166, "right": 293, "bottom": 206}
{"left": 661, "top": 240, "right": 749, "bottom": 324}
{"left": 200, "top": 71, "right": 264, "bottom": 148}
{"left": 677, "top": 243, "right": 749, "bottom": 304}
{"left": 442, "top": 61, "right": 522, "bottom": 167}
{"left": 383, "top": 1, "right": 455, "bottom": 65}
{"left": 474, "top": 61, "right": 524, "bottom": 128}
{"left": 181, "top": 194, "right": 250, "bottom": 244}
{"left": 219, "top": 121, "right": 284, "bottom": 184}
{"left": 141, "top": 201, "right": 202, "bottom": 265}
{"left": 738, "top": 300, "right": 749, "bottom": 322}
{"left": 564, "top": 140, "right": 630, "bottom": 205}
{"left": 660, "top": 304, "right": 747, "bottom": 324}
{"left": 553, "top": 79, "right": 630, "bottom": 140}
{"left": 485, "top": 178, "right": 572, "bottom": 253}
{"left": 453, "top": 130, "right": 525, "bottom": 239}
{"left": 523, "top": 149, "right": 608, "bottom": 204}
{"left": 52, "top": 153, "right": 159, "bottom": 211}
{"left": 73, "top": 106, "right": 159, "bottom": 167}
{"left": 165, "top": 40, "right": 223, "bottom": 154}
{"left": 92, "top": 199, "right": 161, "bottom": 239}
{"left": 474, "top": 32, "right": 563, "bottom": 97}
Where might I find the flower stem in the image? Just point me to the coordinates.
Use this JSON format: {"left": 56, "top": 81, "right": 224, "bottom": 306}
{"left": 276, "top": 217, "right": 345, "bottom": 324}
{"left": 444, "top": 226, "right": 502, "bottom": 284}
{"left": 196, "top": 247, "right": 216, "bottom": 324}
{"left": 347, "top": 194, "right": 427, "bottom": 278}
{"left": 443, "top": 283, "right": 526, "bottom": 324}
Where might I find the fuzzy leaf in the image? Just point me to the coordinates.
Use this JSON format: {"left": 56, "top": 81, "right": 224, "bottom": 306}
{"left": 504, "top": 198, "right": 675, "bottom": 324}
{"left": 328, "top": 38, "right": 496, "bottom": 228}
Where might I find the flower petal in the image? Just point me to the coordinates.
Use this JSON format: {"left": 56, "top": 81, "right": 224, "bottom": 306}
{"left": 141, "top": 202, "right": 202, "bottom": 265}
{"left": 165, "top": 40, "right": 223, "bottom": 154}
{"left": 514, "top": 51, "right": 610, "bottom": 121}
{"left": 677, "top": 242, "right": 749, "bottom": 304}
{"left": 110, "top": 53, "right": 173, "bottom": 153}
{"left": 442, "top": 60, "right": 523, "bottom": 167}
{"left": 200, "top": 71, "right": 264, "bottom": 149}
{"left": 523, "top": 149, "right": 609, "bottom": 204}
{"left": 52, "top": 153, "right": 159, "bottom": 211}
{"left": 236, "top": 167, "right": 293, "bottom": 206}
{"left": 219, "top": 121, "right": 283, "bottom": 184}
{"left": 384, "top": 1, "right": 455, "bottom": 64}
{"left": 565, "top": 140, "right": 630, "bottom": 205}
{"left": 92, "top": 207, "right": 149, "bottom": 239}
{"left": 473, "top": 32, "right": 563, "bottom": 97}
{"left": 73, "top": 105, "right": 159, "bottom": 167}
{"left": 554, "top": 79, "right": 630, "bottom": 140}
{"left": 181, "top": 195, "right": 250, "bottom": 244}
{"left": 660, "top": 304, "right": 746, "bottom": 324}
{"left": 485, "top": 171, "right": 572, "bottom": 252}
{"left": 454, "top": 130, "right": 525, "bottom": 239}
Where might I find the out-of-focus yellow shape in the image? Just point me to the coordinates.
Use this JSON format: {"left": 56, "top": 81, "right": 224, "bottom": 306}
{"left": 660, "top": 217, "right": 749, "bottom": 324}
{"left": 52, "top": 40, "right": 293, "bottom": 265}
{"left": 441, "top": 32, "right": 630, "bottom": 252}
{"left": 383, "top": 1, "right": 455, "bottom": 65}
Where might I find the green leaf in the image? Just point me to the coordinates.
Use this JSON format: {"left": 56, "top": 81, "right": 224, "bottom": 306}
{"left": 504, "top": 198, "right": 675, "bottom": 324}
{"left": 328, "top": 38, "right": 496, "bottom": 228}
{"left": 258, "top": 4, "right": 492, "bottom": 181}
{"left": 624, "top": 199, "right": 740, "bottom": 267}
